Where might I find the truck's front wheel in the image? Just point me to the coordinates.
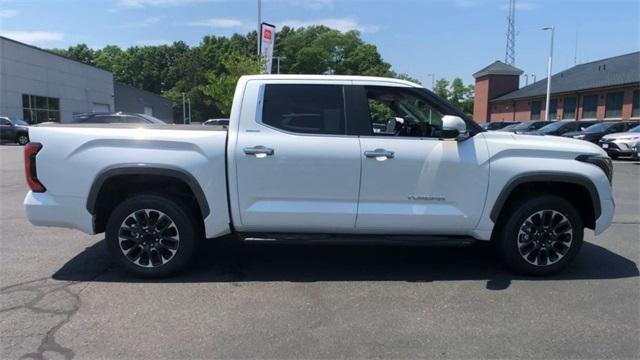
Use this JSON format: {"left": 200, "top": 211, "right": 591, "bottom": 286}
{"left": 105, "top": 194, "right": 200, "bottom": 278}
{"left": 497, "top": 194, "right": 584, "bottom": 276}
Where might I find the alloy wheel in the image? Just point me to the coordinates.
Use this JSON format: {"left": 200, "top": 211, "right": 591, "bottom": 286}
{"left": 118, "top": 209, "right": 180, "bottom": 268}
{"left": 517, "top": 209, "right": 573, "bottom": 267}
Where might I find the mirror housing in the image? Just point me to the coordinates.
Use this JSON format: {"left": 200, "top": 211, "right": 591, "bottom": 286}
{"left": 441, "top": 115, "right": 468, "bottom": 140}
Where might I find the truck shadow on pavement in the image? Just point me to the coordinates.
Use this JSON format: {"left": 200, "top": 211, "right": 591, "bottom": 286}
{"left": 52, "top": 238, "right": 638, "bottom": 290}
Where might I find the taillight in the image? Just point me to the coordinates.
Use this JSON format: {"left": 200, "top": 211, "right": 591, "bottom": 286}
{"left": 24, "top": 142, "right": 46, "bottom": 192}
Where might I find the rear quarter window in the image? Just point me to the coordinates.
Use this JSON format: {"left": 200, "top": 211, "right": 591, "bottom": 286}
{"left": 262, "top": 84, "right": 345, "bottom": 135}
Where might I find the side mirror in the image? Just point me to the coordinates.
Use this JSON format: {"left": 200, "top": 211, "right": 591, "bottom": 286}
{"left": 441, "top": 115, "right": 468, "bottom": 140}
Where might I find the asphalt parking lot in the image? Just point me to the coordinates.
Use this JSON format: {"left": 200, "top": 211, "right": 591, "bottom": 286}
{"left": 1, "top": 144, "right": 638, "bottom": 359}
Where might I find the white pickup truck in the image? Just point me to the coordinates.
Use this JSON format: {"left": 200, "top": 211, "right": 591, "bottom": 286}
{"left": 24, "top": 75, "right": 615, "bottom": 277}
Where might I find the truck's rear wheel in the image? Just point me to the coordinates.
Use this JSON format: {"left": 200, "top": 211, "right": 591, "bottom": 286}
{"left": 105, "top": 194, "right": 199, "bottom": 278}
{"left": 497, "top": 194, "right": 583, "bottom": 276}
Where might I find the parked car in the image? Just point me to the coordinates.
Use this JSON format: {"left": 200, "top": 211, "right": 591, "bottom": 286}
{"left": 522, "top": 120, "right": 601, "bottom": 136}
{"left": 597, "top": 124, "right": 640, "bottom": 159}
{"left": 633, "top": 141, "right": 640, "bottom": 160}
{"left": 497, "top": 123, "right": 520, "bottom": 132}
{"left": 72, "top": 112, "right": 166, "bottom": 124}
{"left": 481, "top": 121, "right": 519, "bottom": 131}
{"left": 24, "top": 75, "right": 614, "bottom": 278}
{"left": 203, "top": 118, "right": 230, "bottom": 126}
{"left": 500, "top": 120, "right": 553, "bottom": 133}
{"left": 562, "top": 121, "right": 637, "bottom": 143}
{"left": 0, "top": 117, "right": 30, "bottom": 145}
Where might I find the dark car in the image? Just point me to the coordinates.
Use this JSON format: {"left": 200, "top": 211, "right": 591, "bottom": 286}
{"left": 523, "top": 120, "right": 601, "bottom": 136}
{"left": 72, "top": 112, "right": 166, "bottom": 124}
{"left": 497, "top": 123, "right": 521, "bottom": 132}
{"left": 562, "top": 121, "right": 637, "bottom": 143}
{"left": 0, "top": 117, "right": 30, "bottom": 145}
{"left": 481, "top": 121, "right": 520, "bottom": 131}
{"left": 203, "top": 118, "right": 230, "bottom": 126}
{"left": 502, "top": 120, "right": 553, "bottom": 133}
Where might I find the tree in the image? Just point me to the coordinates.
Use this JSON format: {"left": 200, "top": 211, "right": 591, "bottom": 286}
{"left": 50, "top": 44, "right": 95, "bottom": 65}
{"left": 200, "top": 53, "right": 261, "bottom": 116}
{"left": 431, "top": 77, "right": 475, "bottom": 116}
{"left": 433, "top": 79, "right": 450, "bottom": 100}
{"left": 48, "top": 27, "right": 420, "bottom": 122}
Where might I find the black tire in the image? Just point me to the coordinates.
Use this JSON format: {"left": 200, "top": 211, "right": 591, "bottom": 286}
{"left": 17, "top": 133, "right": 29, "bottom": 145}
{"left": 105, "top": 194, "right": 201, "bottom": 278}
{"left": 497, "top": 194, "right": 583, "bottom": 276}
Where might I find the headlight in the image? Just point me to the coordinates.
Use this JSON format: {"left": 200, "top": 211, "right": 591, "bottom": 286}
{"left": 573, "top": 135, "right": 585, "bottom": 139}
{"left": 617, "top": 136, "right": 640, "bottom": 141}
{"left": 576, "top": 154, "right": 613, "bottom": 184}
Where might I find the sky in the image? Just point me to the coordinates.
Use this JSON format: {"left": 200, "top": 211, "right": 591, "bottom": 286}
{"left": 0, "top": 0, "right": 638, "bottom": 86}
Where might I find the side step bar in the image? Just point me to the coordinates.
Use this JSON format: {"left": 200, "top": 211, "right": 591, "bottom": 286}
{"left": 236, "top": 233, "right": 478, "bottom": 247}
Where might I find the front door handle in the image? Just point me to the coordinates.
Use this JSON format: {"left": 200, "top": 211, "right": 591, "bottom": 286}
{"left": 243, "top": 145, "right": 274, "bottom": 156}
{"left": 364, "top": 148, "right": 395, "bottom": 159}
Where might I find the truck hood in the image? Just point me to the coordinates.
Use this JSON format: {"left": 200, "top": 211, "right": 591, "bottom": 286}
{"left": 601, "top": 131, "right": 640, "bottom": 140}
{"left": 482, "top": 131, "right": 606, "bottom": 157}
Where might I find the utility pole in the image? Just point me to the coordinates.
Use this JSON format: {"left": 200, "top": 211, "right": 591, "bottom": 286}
{"left": 574, "top": 30, "right": 578, "bottom": 66}
{"left": 182, "top": 92, "right": 186, "bottom": 124}
{"left": 427, "top": 73, "right": 435, "bottom": 90}
{"left": 542, "top": 26, "right": 555, "bottom": 121}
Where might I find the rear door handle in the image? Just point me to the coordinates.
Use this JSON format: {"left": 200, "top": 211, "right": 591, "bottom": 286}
{"left": 364, "top": 148, "right": 395, "bottom": 159}
{"left": 243, "top": 145, "right": 274, "bottom": 156}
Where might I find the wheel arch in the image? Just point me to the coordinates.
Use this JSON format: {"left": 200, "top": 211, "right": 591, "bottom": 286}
{"left": 87, "top": 164, "right": 210, "bottom": 233}
{"left": 490, "top": 173, "right": 600, "bottom": 231}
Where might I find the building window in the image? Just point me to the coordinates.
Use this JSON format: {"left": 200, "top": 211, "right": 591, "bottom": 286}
{"left": 22, "top": 94, "right": 60, "bottom": 123}
{"left": 632, "top": 90, "right": 640, "bottom": 118}
{"left": 605, "top": 92, "right": 624, "bottom": 118}
{"left": 530, "top": 101, "right": 541, "bottom": 120}
{"left": 582, "top": 95, "right": 598, "bottom": 119}
{"left": 563, "top": 97, "right": 577, "bottom": 119}
{"left": 548, "top": 99, "right": 558, "bottom": 120}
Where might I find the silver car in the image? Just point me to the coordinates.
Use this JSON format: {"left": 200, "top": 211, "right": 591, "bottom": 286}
{"left": 598, "top": 125, "right": 640, "bottom": 159}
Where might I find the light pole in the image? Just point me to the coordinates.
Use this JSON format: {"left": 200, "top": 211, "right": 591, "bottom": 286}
{"left": 187, "top": 98, "right": 191, "bottom": 124}
{"left": 275, "top": 56, "right": 285, "bottom": 74}
{"left": 257, "top": 0, "right": 261, "bottom": 57}
{"left": 427, "top": 73, "right": 435, "bottom": 90}
{"left": 542, "top": 26, "right": 554, "bottom": 121}
{"left": 182, "top": 92, "right": 186, "bottom": 124}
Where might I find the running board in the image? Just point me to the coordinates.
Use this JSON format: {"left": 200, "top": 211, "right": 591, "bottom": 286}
{"left": 237, "top": 233, "right": 478, "bottom": 247}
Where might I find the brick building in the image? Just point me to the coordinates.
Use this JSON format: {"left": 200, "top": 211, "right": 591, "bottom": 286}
{"left": 473, "top": 51, "right": 640, "bottom": 123}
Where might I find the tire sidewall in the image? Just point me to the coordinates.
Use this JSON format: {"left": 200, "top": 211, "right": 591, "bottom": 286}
{"left": 499, "top": 195, "right": 584, "bottom": 276}
{"left": 106, "top": 194, "right": 199, "bottom": 278}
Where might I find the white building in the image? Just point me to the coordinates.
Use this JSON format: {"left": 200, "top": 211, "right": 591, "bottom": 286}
{"left": 0, "top": 36, "right": 174, "bottom": 123}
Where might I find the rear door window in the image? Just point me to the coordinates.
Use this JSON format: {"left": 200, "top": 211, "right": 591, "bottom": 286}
{"left": 262, "top": 84, "right": 345, "bottom": 135}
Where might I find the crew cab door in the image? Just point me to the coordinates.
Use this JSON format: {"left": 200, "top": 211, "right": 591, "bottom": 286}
{"left": 353, "top": 85, "right": 490, "bottom": 234}
{"left": 232, "top": 82, "right": 361, "bottom": 232}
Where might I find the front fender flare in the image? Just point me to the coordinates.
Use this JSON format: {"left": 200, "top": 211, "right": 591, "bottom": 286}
{"left": 489, "top": 172, "right": 601, "bottom": 222}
